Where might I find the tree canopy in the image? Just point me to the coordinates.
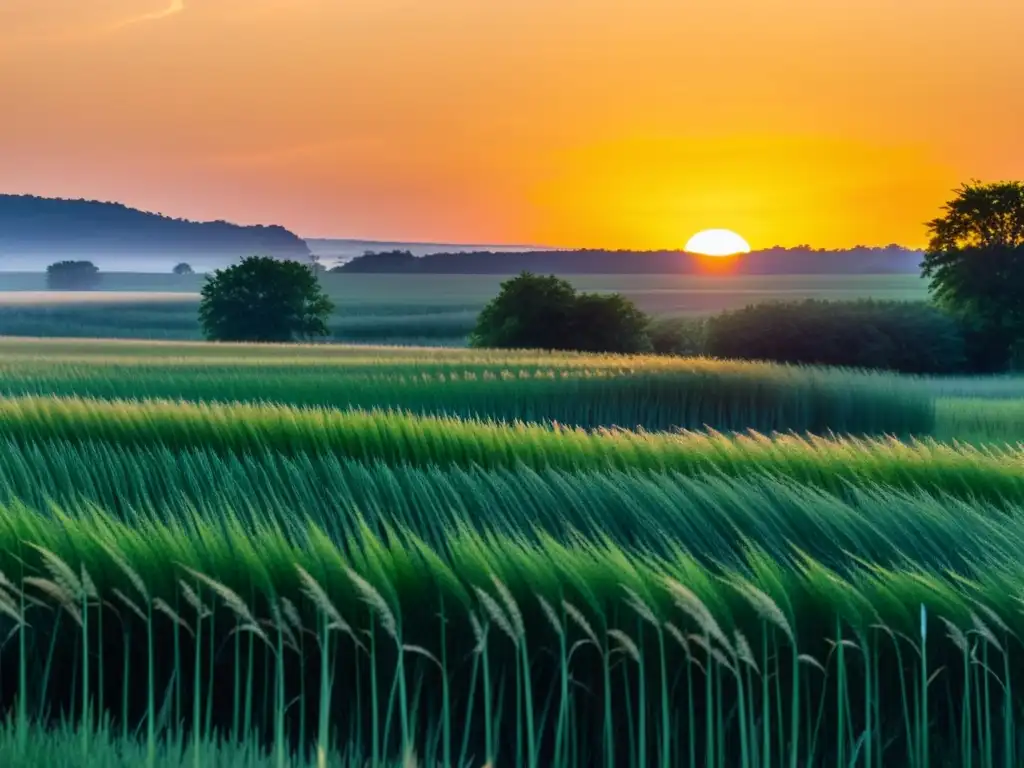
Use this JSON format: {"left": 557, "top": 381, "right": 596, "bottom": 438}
{"left": 172, "top": 263, "right": 194, "bottom": 275}
{"left": 469, "top": 272, "right": 650, "bottom": 353}
{"left": 199, "top": 256, "right": 334, "bottom": 343}
{"left": 921, "top": 181, "right": 1024, "bottom": 369}
{"left": 926, "top": 181, "right": 1024, "bottom": 252}
{"left": 45, "top": 260, "right": 101, "bottom": 290}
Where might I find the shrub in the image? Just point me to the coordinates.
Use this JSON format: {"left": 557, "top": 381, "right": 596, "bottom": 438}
{"left": 704, "top": 299, "right": 968, "bottom": 374}
{"left": 45, "top": 260, "right": 101, "bottom": 290}
{"left": 470, "top": 271, "right": 651, "bottom": 353}
{"left": 648, "top": 316, "right": 707, "bottom": 356}
{"left": 567, "top": 292, "right": 651, "bottom": 353}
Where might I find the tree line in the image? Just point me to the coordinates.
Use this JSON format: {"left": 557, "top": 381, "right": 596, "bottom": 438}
{"left": 333, "top": 245, "right": 923, "bottom": 275}
{"left": 39, "top": 180, "right": 1024, "bottom": 373}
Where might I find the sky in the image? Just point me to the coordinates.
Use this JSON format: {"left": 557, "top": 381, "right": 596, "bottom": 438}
{"left": 1, "top": 0, "right": 1022, "bottom": 249}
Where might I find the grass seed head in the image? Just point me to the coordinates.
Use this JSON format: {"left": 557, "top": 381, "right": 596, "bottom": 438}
{"left": 736, "top": 582, "right": 793, "bottom": 643}
{"left": 296, "top": 566, "right": 360, "bottom": 645}
{"left": 608, "top": 629, "right": 641, "bottom": 663}
{"left": 468, "top": 612, "right": 487, "bottom": 654}
{"left": 536, "top": 595, "right": 563, "bottom": 638}
{"left": 970, "top": 611, "right": 1003, "bottom": 653}
{"left": 25, "top": 577, "right": 82, "bottom": 627}
{"left": 663, "top": 578, "right": 732, "bottom": 653}
{"left": 0, "top": 589, "right": 24, "bottom": 625}
{"left": 975, "top": 604, "right": 1011, "bottom": 637}
{"left": 562, "top": 601, "right": 600, "bottom": 648}
{"left": 28, "top": 545, "right": 83, "bottom": 600}
{"left": 345, "top": 567, "right": 398, "bottom": 641}
{"left": 112, "top": 588, "right": 147, "bottom": 623}
{"left": 475, "top": 587, "right": 516, "bottom": 646}
{"left": 798, "top": 653, "right": 826, "bottom": 674}
{"left": 281, "top": 596, "right": 303, "bottom": 633}
{"left": 939, "top": 617, "right": 968, "bottom": 653}
{"left": 734, "top": 630, "right": 760, "bottom": 674}
{"left": 154, "top": 598, "right": 194, "bottom": 638}
{"left": 183, "top": 568, "right": 269, "bottom": 645}
{"left": 178, "top": 580, "right": 210, "bottom": 619}
{"left": 490, "top": 576, "right": 524, "bottom": 640}
{"left": 622, "top": 585, "right": 658, "bottom": 628}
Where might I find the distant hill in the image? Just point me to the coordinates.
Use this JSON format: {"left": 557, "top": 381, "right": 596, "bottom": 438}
{"left": 0, "top": 195, "right": 310, "bottom": 267}
{"left": 335, "top": 245, "right": 924, "bottom": 275}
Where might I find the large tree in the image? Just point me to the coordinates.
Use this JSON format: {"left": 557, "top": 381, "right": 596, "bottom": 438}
{"left": 469, "top": 271, "right": 651, "bottom": 353}
{"left": 921, "top": 181, "right": 1024, "bottom": 370}
{"left": 199, "top": 256, "right": 334, "bottom": 342}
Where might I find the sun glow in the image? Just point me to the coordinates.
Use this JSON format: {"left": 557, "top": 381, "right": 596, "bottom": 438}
{"left": 685, "top": 229, "right": 751, "bottom": 257}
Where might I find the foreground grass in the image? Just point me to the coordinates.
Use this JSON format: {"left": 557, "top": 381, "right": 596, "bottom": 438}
{"left": 4, "top": 435, "right": 1024, "bottom": 573}
{"left": 0, "top": 722, "right": 413, "bottom": 768}
{"left": 0, "top": 496, "right": 1020, "bottom": 767}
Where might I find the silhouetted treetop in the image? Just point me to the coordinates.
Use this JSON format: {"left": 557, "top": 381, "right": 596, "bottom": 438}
{"left": 926, "top": 181, "right": 1024, "bottom": 252}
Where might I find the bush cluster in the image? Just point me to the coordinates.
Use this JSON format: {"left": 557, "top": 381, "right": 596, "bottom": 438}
{"left": 702, "top": 299, "right": 970, "bottom": 374}
{"left": 470, "top": 275, "right": 985, "bottom": 374}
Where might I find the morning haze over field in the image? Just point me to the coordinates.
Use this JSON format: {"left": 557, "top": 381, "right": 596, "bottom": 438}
{"left": 5, "top": 3, "right": 1024, "bottom": 768}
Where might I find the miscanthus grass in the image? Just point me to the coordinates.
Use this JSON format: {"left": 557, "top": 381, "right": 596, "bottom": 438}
{"left": 0, "top": 397, "right": 1017, "bottom": 502}
{"left": 0, "top": 436, "right": 1023, "bottom": 577}
{"left": 0, "top": 502, "right": 1020, "bottom": 766}
{"left": 0, "top": 352, "right": 933, "bottom": 435}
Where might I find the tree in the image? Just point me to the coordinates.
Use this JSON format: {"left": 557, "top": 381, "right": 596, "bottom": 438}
{"left": 921, "top": 181, "right": 1024, "bottom": 370}
{"left": 46, "top": 260, "right": 101, "bottom": 290}
{"left": 198, "top": 256, "right": 334, "bottom": 342}
{"left": 925, "top": 180, "right": 1024, "bottom": 252}
{"left": 568, "top": 293, "right": 651, "bottom": 353}
{"left": 172, "top": 262, "right": 194, "bottom": 275}
{"left": 470, "top": 272, "right": 577, "bottom": 349}
{"left": 469, "top": 271, "right": 650, "bottom": 353}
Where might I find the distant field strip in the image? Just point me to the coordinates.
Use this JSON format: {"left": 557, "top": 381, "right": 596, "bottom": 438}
{"left": 0, "top": 273, "right": 930, "bottom": 344}
{"left": 0, "top": 291, "right": 199, "bottom": 304}
{"left": 3, "top": 338, "right": 1023, "bottom": 440}
{"left": 0, "top": 352, "right": 933, "bottom": 435}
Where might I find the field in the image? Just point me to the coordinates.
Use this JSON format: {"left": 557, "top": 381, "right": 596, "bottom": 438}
{"left": 0, "top": 273, "right": 929, "bottom": 345}
{"left": 0, "top": 335, "right": 1021, "bottom": 766}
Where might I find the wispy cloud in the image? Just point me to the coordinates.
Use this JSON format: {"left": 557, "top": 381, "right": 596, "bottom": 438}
{"left": 112, "top": 0, "right": 186, "bottom": 30}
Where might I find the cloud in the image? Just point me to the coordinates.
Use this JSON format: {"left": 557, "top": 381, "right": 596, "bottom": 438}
{"left": 112, "top": 0, "right": 185, "bottom": 29}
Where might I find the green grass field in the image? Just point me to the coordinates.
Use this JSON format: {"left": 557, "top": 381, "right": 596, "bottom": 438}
{"left": 0, "top": 272, "right": 929, "bottom": 345}
{"left": 0, "top": 334, "right": 1022, "bottom": 766}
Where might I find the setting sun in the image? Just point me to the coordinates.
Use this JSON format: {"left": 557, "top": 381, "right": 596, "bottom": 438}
{"left": 684, "top": 229, "right": 752, "bottom": 257}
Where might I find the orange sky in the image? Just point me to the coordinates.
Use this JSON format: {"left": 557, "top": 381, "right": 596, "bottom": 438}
{"left": 1, "top": 0, "right": 1022, "bottom": 248}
